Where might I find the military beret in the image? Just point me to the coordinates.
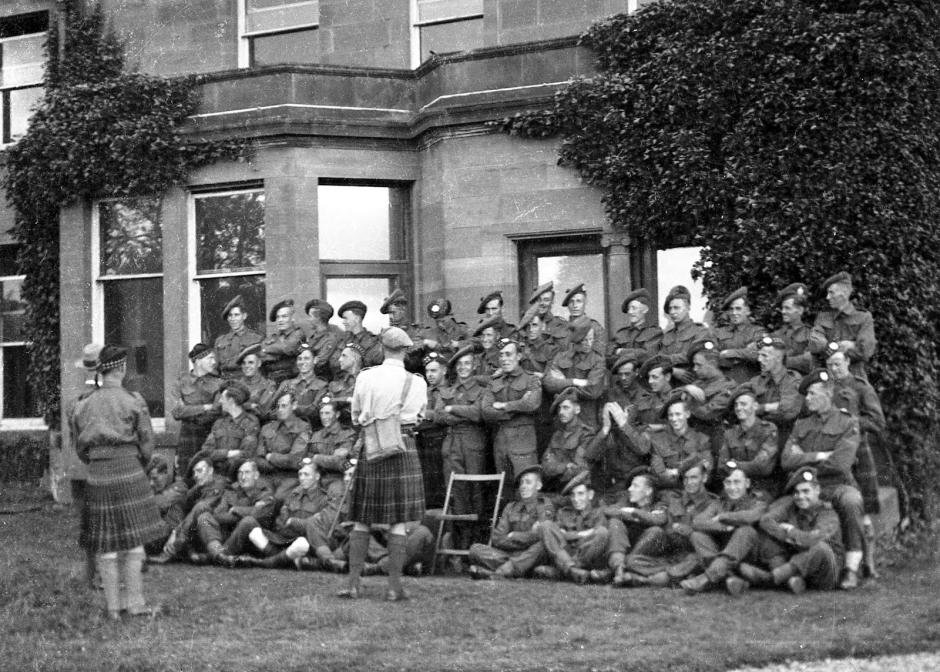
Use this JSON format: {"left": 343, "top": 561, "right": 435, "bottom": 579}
{"left": 626, "top": 466, "right": 658, "bottom": 490}
{"left": 269, "top": 298, "right": 294, "bottom": 322}
{"left": 663, "top": 285, "right": 691, "bottom": 313}
{"left": 423, "top": 351, "right": 447, "bottom": 368}
{"left": 822, "top": 271, "right": 852, "bottom": 291}
{"left": 785, "top": 466, "right": 820, "bottom": 492}
{"left": 188, "top": 343, "right": 213, "bottom": 361}
{"left": 528, "top": 281, "right": 554, "bottom": 305}
{"left": 611, "top": 349, "right": 646, "bottom": 373}
{"left": 621, "top": 288, "right": 651, "bottom": 313}
{"left": 561, "top": 469, "right": 592, "bottom": 496}
{"left": 719, "top": 460, "right": 747, "bottom": 480}
{"left": 720, "top": 286, "right": 748, "bottom": 312}
{"left": 98, "top": 345, "right": 128, "bottom": 372}
{"left": 75, "top": 342, "right": 104, "bottom": 371}
{"left": 304, "top": 298, "right": 334, "bottom": 321}
{"left": 727, "top": 384, "right": 759, "bottom": 418}
{"left": 825, "top": 341, "right": 847, "bottom": 359}
{"left": 380, "top": 288, "right": 407, "bottom": 315}
{"left": 658, "top": 389, "right": 691, "bottom": 419}
{"left": 687, "top": 339, "right": 719, "bottom": 365}
{"left": 549, "top": 386, "right": 582, "bottom": 415}
{"left": 679, "top": 458, "right": 710, "bottom": 477}
{"left": 472, "top": 314, "right": 502, "bottom": 337}
{"left": 799, "top": 368, "right": 831, "bottom": 395}
{"left": 776, "top": 283, "right": 808, "bottom": 305}
{"left": 561, "top": 283, "right": 587, "bottom": 308}
{"left": 221, "top": 294, "right": 246, "bottom": 321}
{"left": 223, "top": 380, "right": 250, "bottom": 405}
{"left": 342, "top": 341, "right": 365, "bottom": 359}
{"left": 515, "top": 464, "right": 542, "bottom": 484}
{"left": 448, "top": 342, "right": 481, "bottom": 369}
{"left": 319, "top": 395, "right": 339, "bottom": 409}
{"left": 756, "top": 334, "right": 787, "bottom": 350}
{"left": 496, "top": 336, "right": 521, "bottom": 352}
{"left": 338, "top": 300, "right": 367, "bottom": 319}
{"left": 567, "top": 315, "right": 594, "bottom": 343}
{"left": 518, "top": 304, "right": 540, "bottom": 330}
{"left": 381, "top": 326, "right": 413, "bottom": 349}
{"left": 637, "top": 355, "right": 673, "bottom": 391}
{"left": 477, "top": 290, "right": 503, "bottom": 315}
{"left": 236, "top": 342, "right": 262, "bottom": 364}
{"left": 427, "top": 298, "right": 452, "bottom": 319}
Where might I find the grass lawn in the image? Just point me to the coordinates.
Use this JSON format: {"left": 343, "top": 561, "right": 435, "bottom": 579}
{"left": 2, "top": 492, "right": 939, "bottom": 672}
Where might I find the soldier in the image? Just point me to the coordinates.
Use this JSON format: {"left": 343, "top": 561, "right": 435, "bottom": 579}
{"left": 338, "top": 300, "right": 383, "bottom": 368}
{"left": 683, "top": 339, "right": 736, "bottom": 463}
{"left": 481, "top": 337, "right": 543, "bottom": 490}
{"left": 780, "top": 369, "right": 865, "bottom": 589}
{"left": 599, "top": 399, "right": 652, "bottom": 501}
{"left": 381, "top": 288, "right": 424, "bottom": 372}
{"left": 809, "top": 271, "right": 876, "bottom": 379}
{"left": 476, "top": 290, "right": 517, "bottom": 339}
{"left": 746, "top": 335, "right": 803, "bottom": 446}
{"left": 527, "top": 280, "right": 569, "bottom": 346}
{"left": 145, "top": 455, "right": 189, "bottom": 556}
{"left": 191, "top": 381, "right": 260, "bottom": 480}
{"left": 171, "top": 343, "right": 223, "bottom": 478}
{"left": 635, "top": 354, "right": 675, "bottom": 428}
{"left": 772, "top": 282, "right": 813, "bottom": 374}
{"left": 255, "top": 390, "right": 313, "bottom": 497}
{"left": 468, "top": 465, "right": 555, "bottom": 580}
{"left": 606, "top": 350, "right": 649, "bottom": 414}
{"left": 416, "top": 351, "right": 449, "bottom": 508}
{"left": 542, "top": 316, "right": 608, "bottom": 428}
{"left": 215, "top": 295, "right": 263, "bottom": 380}
{"left": 648, "top": 395, "right": 713, "bottom": 491}
{"left": 718, "top": 386, "right": 780, "bottom": 498}
{"left": 561, "top": 283, "right": 607, "bottom": 357}
{"left": 714, "top": 287, "right": 763, "bottom": 383}
{"left": 306, "top": 396, "right": 357, "bottom": 484}
{"left": 739, "top": 467, "right": 843, "bottom": 593}
{"left": 303, "top": 298, "right": 343, "bottom": 380}
{"left": 272, "top": 344, "right": 328, "bottom": 427}
{"left": 540, "top": 388, "right": 605, "bottom": 494}
{"left": 327, "top": 342, "right": 363, "bottom": 405}
{"left": 609, "top": 288, "right": 663, "bottom": 366}
{"left": 259, "top": 298, "right": 305, "bottom": 384}
{"left": 518, "top": 309, "right": 560, "bottom": 376}
{"left": 679, "top": 463, "right": 768, "bottom": 595}
{"left": 420, "top": 298, "right": 468, "bottom": 358}
{"left": 235, "top": 344, "right": 276, "bottom": 421}
{"left": 660, "top": 285, "right": 713, "bottom": 381}
{"left": 472, "top": 315, "right": 502, "bottom": 377}
{"left": 537, "top": 479, "right": 610, "bottom": 583}
{"left": 603, "top": 471, "right": 669, "bottom": 584}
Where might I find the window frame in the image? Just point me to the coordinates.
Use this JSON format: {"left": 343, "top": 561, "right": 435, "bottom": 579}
{"left": 0, "top": 11, "right": 48, "bottom": 145}
{"left": 410, "top": 0, "right": 484, "bottom": 68}
{"left": 238, "top": 0, "right": 320, "bottom": 68}
{"left": 0, "top": 264, "right": 43, "bottom": 426}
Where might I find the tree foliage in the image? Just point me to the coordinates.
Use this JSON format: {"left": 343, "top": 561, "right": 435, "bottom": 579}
{"left": 2, "top": 1, "right": 249, "bottom": 425}
{"left": 500, "top": 0, "right": 940, "bottom": 518}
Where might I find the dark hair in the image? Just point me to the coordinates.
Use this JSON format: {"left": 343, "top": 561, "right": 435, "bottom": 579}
{"left": 223, "top": 381, "right": 250, "bottom": 406}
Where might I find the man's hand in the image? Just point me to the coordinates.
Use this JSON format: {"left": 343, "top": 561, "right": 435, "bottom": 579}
{"left": 492, "top": 401, "right": 507, "bottom": 410}
{"left": 572, "top": 378, "right": 588, "bottom": 388}
{"left": 816, "top": 451, "right": 833, "bottom": 461}
{"left": 226, "top": 450, "right": 242, "bottom": 459}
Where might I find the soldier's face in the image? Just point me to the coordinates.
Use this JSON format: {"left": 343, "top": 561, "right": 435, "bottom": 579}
{"left": 425, "top": 362, "right": 445, "bottom": 386}
{"left": 275, "top": 307, "right": 293, "bottom": 331}
{"left": 456, "top": 354, "right": 474, "bottom": 380}
{"left": 298, "top": 465, "right": 318, "bottom": 490}
{"left": 615, "top": 363, "right": 636, "bottom": 389}
{"left": 804, "top": 382, "right": 831, "bottom": 414}
{"left": 667, "top": 402, "right": 690, "bottom": 433}
{"left": 826, "top": 352, "right": 850, "bottom": 380}
{"left": 527, "top": 316, "right": 543, "bottom": 342}
{"left": 628, "top": 476, "right": 652, "bottom": 505}
{"left": 557, "top": 399, "right": 579, "bottom": 424}
{"left": 723, "top": 469, "right": 749, "bottom": 500}
{"left": 227, "top": 307, "right": 246, "bottom": 331}
{"left": 570, "top": 484, "right": 592, "bottom": 511}
{"left": 481, "top": 327, "right": 497, "bottom": 350}
{"left": 826, "top": 282, "right": 851, "bottom": 310}
{"left": 683, "top": 466, "right": 705, "bottom": 494}
{"left": 192, "top": 460, "right": 213, "bottom": 487}
{"left": 793, "top": 481, "right": 821, "bottom": 509}
{"left": 275, "top": 395, "right": 294, "bottom": 421}
{"left": 297, "top": 349, "right": 315, "bottom": 375}
{"left": 780, "top": 298, "right": 803, "bottom": 324}
{"left": 498, "top": 343, "right": 520, "bottom": 372}
{"left": 148, "top": 469, "right": 170, "bottom": 493}
{"left": 648, "top": 367, "right": 668, "bottom": 393}
{"left": 567, "top": 293, "right": 586, "bottom": 317}
{"left": 757, "top": 347, "right": 783, "bottom": 373}
{"left": 668, "top": 298, "right": 690, "bottom": 323}
{"left": 341, "top": 310, "right": 362, "bottom": 331}
{"left": 388, "top": 302, "right": 406, "bottom": 322}
{"left": 240, "top": 354, "right": 260, "bottom": 377}
{"left": 692, "top": 352, "right": 715, "bottom": 380}
{"left": 237, "top": 463, "right": 259, "bottom": 489}
{"left": 627, "top": 300, "right": 648, "bottom": 326}
{"left": 319, "top": 404, "right": 337, "bottom": 427}
{"left": 484, "top": 299, "right": 502, "bottom": 318}
{"left": 339, "top": 347, "right": 358, "bottom": 373}
{"left": 195, "top": 352, "right": 217, "bottom": 376}
{"left": 728, "top": 298, "right": 750, "bottom": 326}
{"left": 734, "top": 393, "right": 758, "bottom": 422}
{"left": 517, "top": 473, "right": 541, "bottom": 499}
{"left": 536, "top": 291, "right": 554, "bottom": 315}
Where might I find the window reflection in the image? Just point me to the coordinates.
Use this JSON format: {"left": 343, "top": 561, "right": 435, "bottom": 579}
{"left": 318, "top": 185, "right": 392, "bottom": 260}
{"left": 326, "top": 277, "right": 391, "bottom": 334}
{"left": 195, "top": 191, "right": 265, "bottom": 273}
{"left": 99, "top": 198, "right": 163, "bottom": 276}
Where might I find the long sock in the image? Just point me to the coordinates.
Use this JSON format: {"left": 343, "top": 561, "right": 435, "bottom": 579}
{"left": 387, "top": 533, "right": 406, "bottom": 593}
{"left": 96, "top": 553, "right": 121, "bottom": 617}
{"left": 346, "top": 530, "right": 370, "bottom": 589}
{"left": 122, "top": 546, "right": 146, "bottom": 613}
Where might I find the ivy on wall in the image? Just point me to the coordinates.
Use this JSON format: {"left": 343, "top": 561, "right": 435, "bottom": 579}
{"left": 2, "top": 1, "right": 249, "bottom": 426}
{"left": 499, "top": 0, "right": 940, "bottom": 520}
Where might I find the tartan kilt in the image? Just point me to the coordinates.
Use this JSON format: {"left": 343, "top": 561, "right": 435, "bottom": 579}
{"left": 178, "top": 421, "right": 211, "bottom": 476}
{"left": 85, "top": 452, "right": 165, "bottom": 553}
{"left": 350, "top": 436, "right": 426, "bottom": 526}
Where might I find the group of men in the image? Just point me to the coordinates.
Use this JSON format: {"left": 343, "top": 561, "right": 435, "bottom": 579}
{"left": 119, "top": 268, "right": 887, "bottom": 596}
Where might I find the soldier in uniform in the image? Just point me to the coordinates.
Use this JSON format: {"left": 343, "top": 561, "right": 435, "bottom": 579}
{"left": 420, "top": 298, "right": 468, "bottom": 358}
{"left": 468, "top": 465, "right": 555, "bottom": 579}
{"left": 517, "top": 310, "right": 558, "bottom": 453}
{"left": 604, "top": 471, "right": 669, "bottom": 585}
{"left": 481, "top": 337, "right": 543, "bottom": 491}
{"left": 471, "top": 315, "right": 502, "bottom": 377}
{"left": 660, "top": 285, "right": 713, "bottom": 382}
{"left": 214, "top": 295, "right": 263, "bottom": 380}
{"left": 381, "top": 289, "right": 423, "bottom": 362}
{"left": 606, "top": 350, "right": 649, "bottom": 414}
{"left": 773, "top": 282, "right": 813, "bottom": 374}
{"left": 273, "top": 344, "right": 329, "bottom": 427}
{"left": 683, "top": 339, "right": 736, "bottom": 465}
{"left": 145, "top": 455, "right": 189, "bottom": 556}
{"left": 809, "top": 271, "right": 877, "bottom": 379}
{"left": 171, "top": 343, "right": 223, "bottom": 479}
{"left": 719, "top": 386, "right": 780, "bottom": 498}
{"left": 599, "top": 399, "right": 652, "bottom": 501}
{"left": 416, "top": 351, "right": 449, "bottom": 508}
{"left": 609, "top": 288, "right": 663, "bottom": 367}
{"left": 542, "top": 316, "right": 608, "bottom": 428}
{"left": 540, "top": 387, "right": 606, "bottom": 494}
{"left": 635, "top": 354, "right": 675, "bottom": 429}
{"left": 648, "top": 395, "right": 713, "bottom": 491}
{"left": 746, "top": 335, "right": 803, "bottom": 447}
{"left": 537, "top": 479, "right": 610, "bottom": 583}
{"left": 476, "top": 290, "right": 517, "bottom": 339}
{"left": 679, "top": 463, "right": 768, "bottom": 595}
{"left": 338, "top": 300, "right": 384, "bottom": 368}
{"left": 327, "top": 342, "right": 363, "bottom": 406}
{"left": 714, "top": 287, "right": 764, "bottom": 383}
{"left": 191, "top": 381, "right": 260, "bottom": 480}
{"left": 306, "top": 396, "right": 357, "bottom": 484}
{"left": 235, "top": 344, "right": 276, "bottom": 421}
{"left": 259, "top": 298, "right": 305, "bottom": 384}
{"left": 303, "top": 298, "right": 343, "bottom": 380}
{"left": 780, "top": 369, "right": 865, "bottom": 589}
{"left": 255, "top": 390, "right": 313, "bottom": 497}
{"left": 561, "top": 283, "right": 607, "bottom": 357}
{"left": 527, "top": 280, "right": 569, "bottom": 346}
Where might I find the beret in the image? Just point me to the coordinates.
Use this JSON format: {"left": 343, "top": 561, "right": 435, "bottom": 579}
{"left": 611, "top": 349, "right": 646, "bottom": 373}
{"left": 318, "top": 395, "right": 338, "bottom": 408}
{"left": 637, "top": 355, "right": 673, "bottom": 391}
{"left": 423, "top": 351, "right": 447, "bottom": 367}
{"left": 679, "top": 458, "right": 710, "bottom": 477}
{"left": 76, "top": 342, "right": 104, "bottom": 371}
{"left": 269, "top": 298, "right": 294, "bottom": 322}
{"left": 567, "top": 315, "right": 594, "bottom": 343}
{"left": 720, "top": 287, "right": 748, "bottom": 312}
{"left": 146, "top": 454, "right": 170, "bottom": 473}
{"left": 477, "top": 290, "right": 503, "bottom": 315}
{"left": 785, "top": 466, "right": 819, "bottom": 492}
{"left": 304, "top": 298, "right": 334, "bottom": 320}
{"left": 822, "top": 271, "right": 852, "bottom": 291}
{"left": 381, "top": 326, "right": 413, "bottom": 349}
{"left": 380, "top": 288, "right": 407, "bottom": 315}
{"left": 338, "top": 300, "right": 367, "bottom": 319}
{"left": 824, "top": 341, "right": 847, "bottom": 359}
{"left": 98, "top": 345, "right": 128, "bottom": 372}
{"left": 549, "top": 386, "right": 581, "bottom": 415}
{"left": 342, "top": 341, "right": 365, "bottom": 359}
{"left": 799, "top": 368, "right": 831, "bottom": 395}
{"left": 756, "top": 334, "right": 787, "bottom": 350}
{"left": 687, "top": 339, "right": 719, "bottom": 365}
{"left": 518, "top": 304, "right": 540, "bottom": 330}
{"left": 528, "top": 281, "right": 554, "bottom": 305}
{"left": 561, "top": 283, "right": 586, "bottom": 308}
{"left": 561, "top": 469, "right": 592, "bottom": 496}
{"left": 663, "top": 285, "right": 691, "bottom": 313}
{"left": 621, "top": 288, "right": 651, "bottom": 313}
{"left": 236, "top": 342, "right": 262, "bottom": 364}
{"left": 626, "top": 466, "right": 657, "bottom": 489}
{"left": 496, "top": 336, "right": 521, "bottom": 352}
{"left": 427, "top": 298, "right": 452, "bottom": 319}
{"left": 515, "top": 464, "right": 542, "bottom": 484}
{"left": 223, "top": 380, "right": 250, "bottom": 405}
{"left": 776, "top": 283, "right": 807, "bottom": 304}
{"left": 188, "top": 343, "right": 213, "bottom": 361}
{"left": 727, "top": 384, "right": 759, "bottom": 418}
{"left": 472, "top": 314, "right": 502, "bottom": 337}
{"left": 221, "top": 294, "right": 245, "bottom": 321}
{"left": 448, "top": 342, "right": 481, "bottom": 369}
{"left": 718, "top": 460, "right": 746, "bottom": 480}
{"left": 658, "top": 389, "right": 691, "bottom": 419}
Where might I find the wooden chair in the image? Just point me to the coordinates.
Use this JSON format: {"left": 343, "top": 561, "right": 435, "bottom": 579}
{"left": 430, "top": 472, "right": 505, "bottom": 574}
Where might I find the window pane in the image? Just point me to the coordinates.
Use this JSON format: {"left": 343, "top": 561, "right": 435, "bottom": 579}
{"left": 195, "top": 191, "right": 265, "bottom": 274}
{"left": 0, "top": 277, "right": 26, "bottom": 343}
{"left": 246, "top": 0, "right": 318, "bottom": 33}
{"left": 7, "top": 85, "right": 41, "bottom": 140}
{"left": 417, "top": 0, "right": 483, "bottom": 22}
{"left": 0, "top": 245, "right": 20, "bottom": 275}
{"left": 537, "top": 254, "right": 605, "bottom": 328}
{"left": 1, "top": 34, "right": 45, "bottom": 87}
{"left": 198, "top": 275, "right": 266, "bottom": 345}
{"left": 656, "top": 246, "right": 706, "bottom": 328}
{"left": 3, "top": 344, "right": 38, "bottom": 417}
{"left": 99, "top": 198, "right": 163, "bottom": 276}
{"left": 325, "top": 277, "right": 391, "bottom": 334}
{"left": 419, "top": 18, "right": 483, "bottom": 59}
{"left": 250, "top": 28, "right": 319, "bottom": 67}
{"left": 318, "top": 185, "right": 392, "bottom": 260}
{"left": 104, "top": 278, "right": 165, "bottom": 416}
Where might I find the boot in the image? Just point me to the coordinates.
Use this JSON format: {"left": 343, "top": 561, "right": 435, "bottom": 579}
{"left": 738, "top": 563, "right": 773, "bottom": 587}
{"left": 679, "top": 573, "right": 711, "bottom": 594}
{"left": 725, "top": 576, "right": 749, "bottom": 596}
{"left": 206, "top": 541, "right": 236, "bottom": 568}
{"left": 771, "top": 563, "right": 797, "bottom": 586}
{"left": 589, "top": 569, "right": 613, "bottom": 584}
{"left": 294, "top": 556, "right": 321, "bottom": 571}
{"left": 96, "top": 554, "right": 121, "bottom": 620}
{"left": 257, "top": 551, "right": 292, "bottom": 569}
{"left": 646, "top": 571, "right": 670, "bottom": 588}
{"left": 533, "top": 565, "right": 560, "bottom": 580}
{"left": 567, "top": 567, "right": 590, "bottom": 585}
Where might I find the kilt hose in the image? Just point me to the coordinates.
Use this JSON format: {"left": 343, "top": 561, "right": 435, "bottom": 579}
{"left": 350, "top": 435, "right": 426, "bottom": 526}
{"left": 85, "top": 452, "right": 165, "bottom": 554}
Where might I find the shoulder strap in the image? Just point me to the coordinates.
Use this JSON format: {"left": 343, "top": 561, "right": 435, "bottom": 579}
{"left": 400, "top": 372, "right": 413, "bottom": 406}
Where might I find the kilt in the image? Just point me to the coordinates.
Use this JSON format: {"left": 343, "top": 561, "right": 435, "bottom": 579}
{"left": 85, "top": 451, "right": 165, "bottom": 553}
{"left": 178, "top": 421, "right": 211, "bottom": 476}
{"left": 350, "top": 436, "right": 425, "bottom": 526}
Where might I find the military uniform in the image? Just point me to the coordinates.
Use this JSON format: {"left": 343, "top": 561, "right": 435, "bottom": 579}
{"left": 687, "top": 372, "right": 736, "bottom": 462}
{"left": 255, "top": 415, "right": 312, "bottom": 494}
{"left": 482, "top": 367, "right": 543, "bottom": 488}
{"left": 215, "top": 327, "right": 263, "bottom": 380}
{"left": 415, "top": 383, "right": 448, "bottom": 508}
{"left": 520, "top": 335, "right": 559, "bottom": 375}
{"left": 772, "top": 322, "right": 813, "bottom": 375}
{"left": 346, "top": 327, "right": 384, "bottom": 368}
{"left": 307, "top": 421, "right": 357, "bottom": 482}
{"left": 832, "top": 374, "right": 885, "bottom": 513}
{"left": 260, "top": 324, "right": 305, "bottom": 384}
{"left": 747, "top": 367, "right": 803, "bottom": 443}
{"left": 326, "top": 371, "right": 357, "bottom": 405}
{"left": 273, "top": 372, "right": 329, "bottom": 427}
{"left": 421, "top": 316, "right": 469, "bottom": 357}
{"left": 539, "top": 312, "right": 571, "bottom": 347}
{"left": 603, "top": 496, "right": 669, "bottom": 571}
{"left": 617, "top": 424, "right": 712, "bottom": 491}
{"left": 714, "top": 321, "right": 763, "bottom": 384}
{"left": 608, "top": 322, "right": 663, "bottom": 368}
{"left": 541, "top": 502, "right": 609, "bottom": 574}
{"left": 540, "top": 418, "right": 606, "bottom": 493}
{"left": 238, "top": 371, "right": 276, "bottom": 421}
{"left": 600, "top": 418, "right": 652, "bottom": 499}
{"left": 468, "top": 494, "right": 555, "bottom": 576}
{"left": 661, "top": 318, "right": 713, "bottom": 370}
{"left": 719, "top": 420, "right": 780, "bottom": 497}
{"left": 810, "top": 303, "right": 876, "bottom": 379}
{"left": 543, "top": 347, "right": 608, "bottom": 428}
{"left": 196, "top": 479, "right": 276, "bottom": 555}
{"left": 305, "top": 323, "right": 344, "bottom": 379}
{"left": 159, "top": 474, "right": 229, "bottom": 559}
{"left": 171, "top": 371, "right": 224, "bottom": 475}
{"left": 634, "top": 388, "right": 671, "bottom": 427}
{"left": 192, "top": 412, "right": 261, "bottom": 479}
{"left": 688, "top": 492, "right": 767, "bottom": 583}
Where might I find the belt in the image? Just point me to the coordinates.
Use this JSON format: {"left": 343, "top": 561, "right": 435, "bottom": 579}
{"left": 401, "top": 424, "right": 418, "bottom": 437}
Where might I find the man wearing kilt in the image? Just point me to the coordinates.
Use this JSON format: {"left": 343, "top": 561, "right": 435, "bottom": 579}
{"left": 70, "top": 345, "right": 164, "bottom": 620}
{"left": 339, "top": 327, "right": 428, "bottom": 602}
